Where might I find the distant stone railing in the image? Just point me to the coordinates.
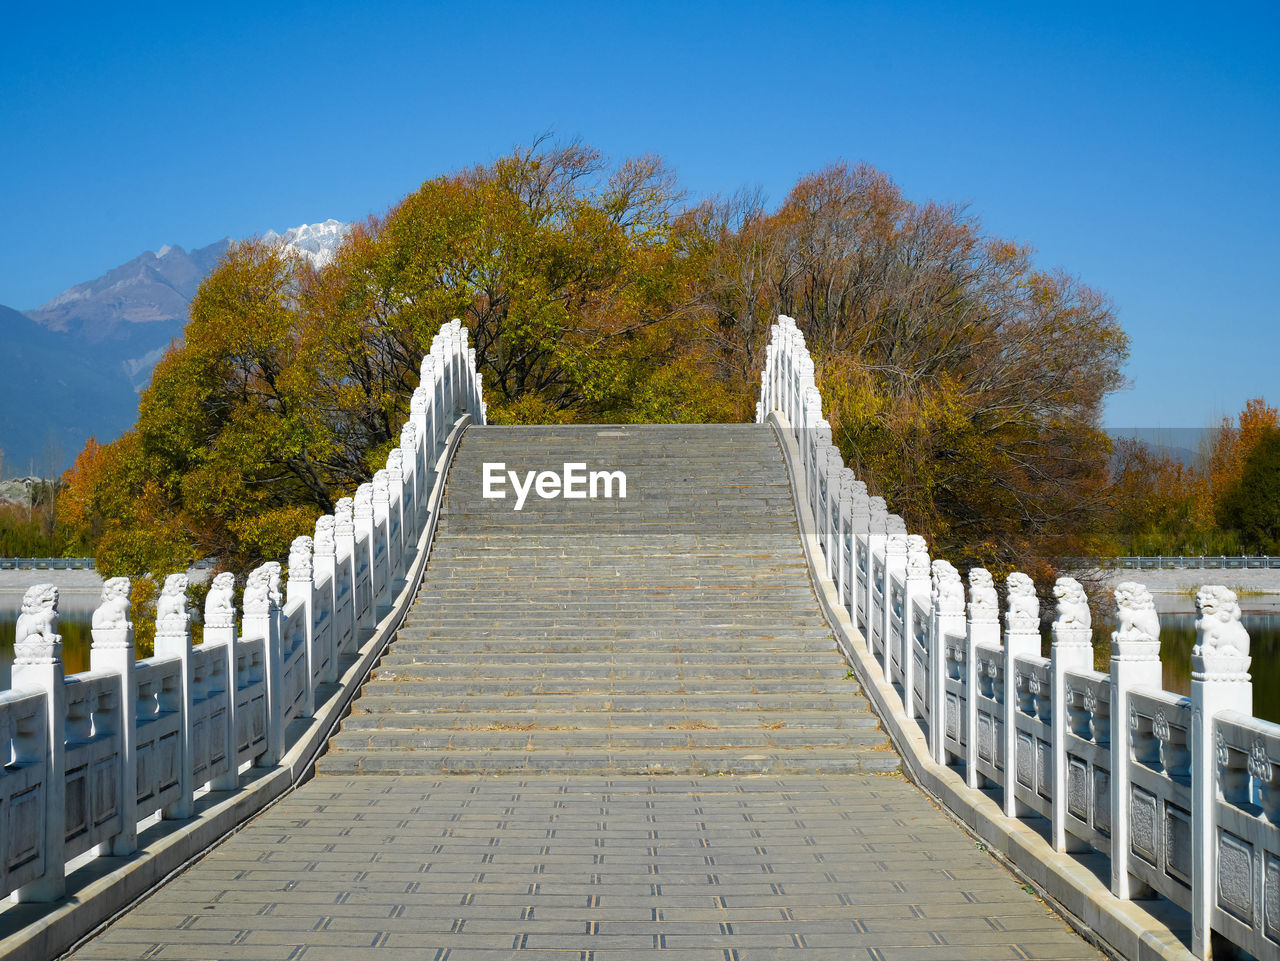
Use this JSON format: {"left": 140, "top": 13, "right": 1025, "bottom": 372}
{"left": 758, "top": 315, "right": 1279, "bottom": 961}
{"left": 0, "top": 558, "right": 98, "bottom": 571}
{"left": 1062, "top": 556, "right": 1280, "bottom": 572}
{"left": 0, "top": 321, "right": 484, "bottom": 941}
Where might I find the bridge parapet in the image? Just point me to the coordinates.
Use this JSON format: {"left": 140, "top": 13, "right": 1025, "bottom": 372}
{"left": 758, "top": 314, "right": 1280, "bottom": 961}
{"left": 0, "top": 320, "right": 484, "bottom": 957}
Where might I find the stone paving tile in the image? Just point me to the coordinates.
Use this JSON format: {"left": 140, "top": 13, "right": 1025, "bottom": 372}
{"left": 67, "top": 775, "right": 1103, "bottom": 961}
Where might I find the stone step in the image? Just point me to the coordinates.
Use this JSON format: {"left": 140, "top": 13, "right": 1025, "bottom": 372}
{"left": 379, "top": 650, "right": 841, "bottom": 666}
{"left": 327, "top": 727, "right": 888, "bottom": 753}
{"left": 320, "top": 424, "right": 899, "bottom": 779}
{"left": 373, "top": 662, "right": 848, "bottom": 680}
{"left": 348, "top": 692, "right": 872, "bottom": 714}
{"left": 337, "top": 709, "right": 884, "bottom": 731}
{"left": 315, "top": 748, "right": 899, "bottom": 776}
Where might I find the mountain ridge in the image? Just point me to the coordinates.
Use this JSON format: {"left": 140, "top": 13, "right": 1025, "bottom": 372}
{"left": 1, "top": 221, "right": 349, "bottom": 477}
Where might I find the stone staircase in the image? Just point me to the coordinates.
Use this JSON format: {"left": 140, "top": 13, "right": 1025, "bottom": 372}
{"left": 317, "top": 424, "right": 899, "bottom": 776}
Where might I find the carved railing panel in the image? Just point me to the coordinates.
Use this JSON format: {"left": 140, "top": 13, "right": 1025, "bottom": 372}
{"left": 0, "top": 320, "right": 486, "bottom": 914}
{"left": 755, "top": 313, "right": 1280, "bottom": 958}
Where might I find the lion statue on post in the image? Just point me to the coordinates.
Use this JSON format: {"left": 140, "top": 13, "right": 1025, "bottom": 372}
{"left": 92, "top": 577, "right": 132, "bottom": 631}
{"left": 16, "top": 583, "right": 59, "bottom": 646}
{"left": 1195, "top": 585, "right": 1250, "bottom": 659}
{"left": 1052, "top": 577, "right": 1091, "bottom": 632}
{"left": 1114, "top": 581, "right": 1161, "bottom": 643}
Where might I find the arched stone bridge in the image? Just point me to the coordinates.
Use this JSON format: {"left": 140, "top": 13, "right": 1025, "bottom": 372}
{"left": 0, "top": 320, "right": 1273, "bottom": 961}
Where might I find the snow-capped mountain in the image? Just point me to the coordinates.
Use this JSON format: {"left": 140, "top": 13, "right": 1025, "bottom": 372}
{"left": 263, "top": 219, "right": 350, "bottom": 268}
{"left": 1, "top": 220, "right": 349, "bottom": 476}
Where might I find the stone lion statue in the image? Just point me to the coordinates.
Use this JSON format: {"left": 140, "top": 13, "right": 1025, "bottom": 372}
{"left": 1114, "top": 581, "right": 1161, "bottom": 642}
{"left": 288, "top": 536, "right": 313, "bottom": 582}
{"left": 1005, "top": 572, "right": 1039, "bottom": 631}
{"left": 932, "top": 560, "right": 965, "bottom": 614}
{"left": 204, "top": 572, "right": 236, "bottom": 628}
{"left": 92, "top": 577, "right": 132, "bottom": 631}
{"left": 156, "top": 573, "right": 190, "bottom": 624}
{"left": 906, "top": 535, "right": 930, "bottom": 577}
{"left": 1195, "top": 585, "right": 1250, "bottom": 659}
{"left": 1053, "top": 577, "right": 1091, "bottom": 632}
{"left": 16, "top": 583, "right": 59, "bottom": 647}
{"left": 314, "top": 515, "right": 336, "bottom": 553}
{"left": 968, "top": 568, "right": 999, "bottom": 623}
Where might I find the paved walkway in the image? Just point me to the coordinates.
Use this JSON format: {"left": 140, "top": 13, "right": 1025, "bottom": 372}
{"left": 65, "top": 427, "right": 1104, "bottom": 960}
{"left": 68, "top": 776, "right": 1101, "bottom": 961}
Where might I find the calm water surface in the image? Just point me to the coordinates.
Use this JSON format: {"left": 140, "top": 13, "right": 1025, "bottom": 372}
{"left": 1, "top": 610, "right": 1277, "bottom": 722}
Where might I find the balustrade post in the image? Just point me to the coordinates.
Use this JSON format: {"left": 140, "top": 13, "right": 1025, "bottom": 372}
{"left": 882, "top": 525, "right": 907, "bottom": 686}
{"left": 333, "top": 497, "right": 357, "bottom": 657}
{"left": 12, "top": 584, "right": 66, "bottom": 901}
{"left": 931, "top": 562, "right": 965, "bottom": 765}
{"left": 399, "top": 424, "right": 420, "bottom": 535}
{"left": 153, "top": 574, "right": 194, "bottom": 820}
{"left": 1190, "top": 586, "right": 1253, "bottom": 958}
{"left": 1002, "top": 572, "right": 1040, "bottom": 818}
{"left": 385, "top": 450, "right": 407, "bottom": 582}
{"left": 287, "top": 536, "right": 316, "bottom": 714}
{"left": 1109, "top": 581, "right": 1162, "bottom": 901}
{"left": 371, "top": 471, "right": 393, "bottom": 617}
{"left": 312, "top": 517, "right": 338, "bottom": 685}
{"left": 1049, "top": 577, "right": 1093, "bottom": 852}
{"left": 354, "top": 482, "right": 378, "bottom": 633}
{"left": 834, "top": 470, "right": 855, "bottom": 608}
{"left": 410, "top": 379, "right": 433, "bottom": 482}
{"left": 203, "top": 573, "right": 239, "bottom": 790}
{"left": 821, "top": 447, "right": 843, "bottom": 577}
{"left": 902, "top": 535, "right": 931, "bottom": 722}
{"left": 89, "top": 577, "right": 138, "bottom": 853}
{"left": 864, "top": 497, "right": 887, "bottom": 656}
{"left": 244, "top": 565, "right": 285, "bottom": 765}
{"left": 848, "top": 482, "right": 870, "bottom": 629}
{"left": 966, "top": 568, "right": 999, "bottom": 790}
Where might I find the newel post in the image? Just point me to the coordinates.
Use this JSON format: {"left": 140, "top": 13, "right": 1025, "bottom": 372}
{"left": 90, "top": 577, "right": 138, "bottom": 854}
{"left": 865, "top": 497, "right": 888, "bottom": 655}
{"left": 882, "top": 525, "right": 908, "bottom": 686}
{"left": 1050, "top": 577, "right": 1093, "bottom": 852}
{"left": 12, "top": 584, "right": 66, "bottom": 901}
{"left": 312, "top": 517, "right": 338, "bottom": 685}
{"left": 821, "top": 446, "right": 843, "bottom": 578}
{"left": 203, "top": 573, "right": 239, "bottom": 790}
{"left": 153, "top": 573, "right": 194, "bottom": 819}
{"left": 1190, "top": 586, "right": 1253, "bottom": 958}
{"left": 966, "top": 568, "right": 999, "bottom": 790}
{"left": 902, "top": 534, "right": 931, "bottom": 722}
{"left": 371, "top": 471, "right": 393, "bottom": 618}
{"left": 848, "top": 481, "right": 870, "bottom": 630}
{"left": 354, "top": 482, "right": 377, "bottom": 633}
{"left": 244, "top": 564, "right": 285, "bottom": 765}
{"left": 1109, "top": 581, "right": 1162, "bottom": 901}
{"left": 333, "top": 497, "right": 357, "bottom": 657}
{"left": 1002, "top": 572, "right": 1040, "bottom": 818}
{"left": 385, "top": 450, "right": 407, "bottom": 583}
{"left": 287, "top": 536, "right": 316, "bottom": 714}
{"left": 931, "top": 561, "right": 965, "bottom": 765}
{"left": 410, "top": 380, "right": 433, "bottom": 483}
{"left": 399, "top": 424, "right": 420, "bottom": 535}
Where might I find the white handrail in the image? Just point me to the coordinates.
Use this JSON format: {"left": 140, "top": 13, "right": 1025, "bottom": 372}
{"left": 757, "top": 314, "right": 1278, "bottom": 961}
{"left": 0, "top": 319, "right": 486, "bottom": 913}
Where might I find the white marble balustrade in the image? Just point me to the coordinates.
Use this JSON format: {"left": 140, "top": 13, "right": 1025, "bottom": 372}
{"left": 0, "top": 320, "right": 486, "bottom": 907}
{"left": 757, "top": 314, "right": 1280, "bottom": 960}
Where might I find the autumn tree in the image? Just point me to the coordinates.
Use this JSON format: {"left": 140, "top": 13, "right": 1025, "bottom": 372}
{"left": 1217, "top": 427, "right": 1280, "bottom": 554}
{"left": 702, "top": 163, "right": 1128, "bottom": 576}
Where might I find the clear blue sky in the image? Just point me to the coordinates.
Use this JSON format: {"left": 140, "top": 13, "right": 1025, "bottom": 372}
{"left": 2, "top": 1, "right": 1276, "bottom": 427}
